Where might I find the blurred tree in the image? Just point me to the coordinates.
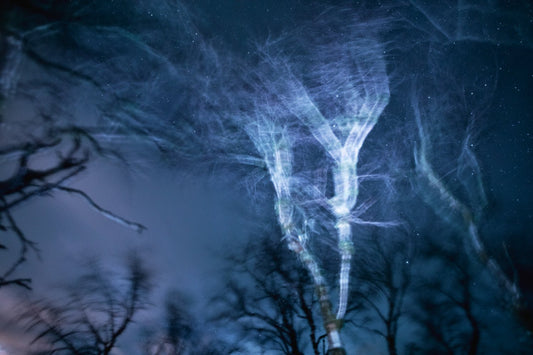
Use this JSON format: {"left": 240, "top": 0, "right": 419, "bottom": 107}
{"left": 410, "top": 56, "right": 533, "bottom": 332}
{"left": 399, "top": 0, "right": 533, "bottom": 333}
{"left": 141, "top": 289, "right": 232, "bottom": 355}
{"left": 1, "top": 0, "right": 213, "bottom": 160}
{"left": 19, "top": 253, "right": 151, "bottom": 354}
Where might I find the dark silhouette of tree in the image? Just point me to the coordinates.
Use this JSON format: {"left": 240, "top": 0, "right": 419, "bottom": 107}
{"left": 141, "top": 289, "right": 232, "bottom": 355}
{"left": 19, "top": 253, "right": 151, "bottom": 354}
{"left": 346, "top": 233, "right": 414, "bottom": 355}
{"left": 0, "top": 126, "right": 145, "bottom": 290}
{"left": 1, "top": 0, "right": 149, "bottom": 291}
{"left": 212, "top": 235, "right": 325, "bottom": 355}
{"left": 0, "top": 126, "right": 143, "bottom": 290}
{"left": 407, "top": 240, "right": 482, "bottom": 355}
{"left": 152, "top": 290, "right": 194, "bottom": 354}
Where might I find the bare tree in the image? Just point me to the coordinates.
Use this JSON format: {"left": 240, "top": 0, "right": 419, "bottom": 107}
{"left": 141, "top": 289, "right": 231, "bottom": 355}
{"left": 405, "top": 237, "right": 485, "bottom": 355}
{"left": 1, "top": 2, "right": 148, "bottom": 289}
{"left": 0, "top": 125, "right": 145, "bottom": 290}
{"left": 19, "top": 253, "right": 151, "bottom": 354}
{"left": 146, "top": 290, "right": 194, "bottom": 354}
{"left": 212, "top": 235, "right": 325, "bottom": 355}
{"left": 1, "top": 2, "right": 147, "bottom": 290}
{"left": 346, "top": 233, "right": 413, "bottom": 355}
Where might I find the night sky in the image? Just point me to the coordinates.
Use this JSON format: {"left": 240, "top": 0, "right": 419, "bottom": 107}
{"left": 1, "top": 1, "right": 532, "bottom": 354}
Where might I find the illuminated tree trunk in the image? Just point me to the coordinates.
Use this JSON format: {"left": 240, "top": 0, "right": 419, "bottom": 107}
{"left": 245, "top": 123, "right": 347, "bottom": 353}
{"left": 289, "top": 240, "right": 345, "bottom": 353}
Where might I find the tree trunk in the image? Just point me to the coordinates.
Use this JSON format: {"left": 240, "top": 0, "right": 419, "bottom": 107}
{"left": 465, "top": 309, "right": 479, "bottom": 355}
{"left": 290, "top": 242, "right": 347, "bottom": 354}
{"left": 320, "top": 296, "right": 345, "bottom": 354}
{"left": 386, "top": 334, "right": 398, "bottom": 355}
